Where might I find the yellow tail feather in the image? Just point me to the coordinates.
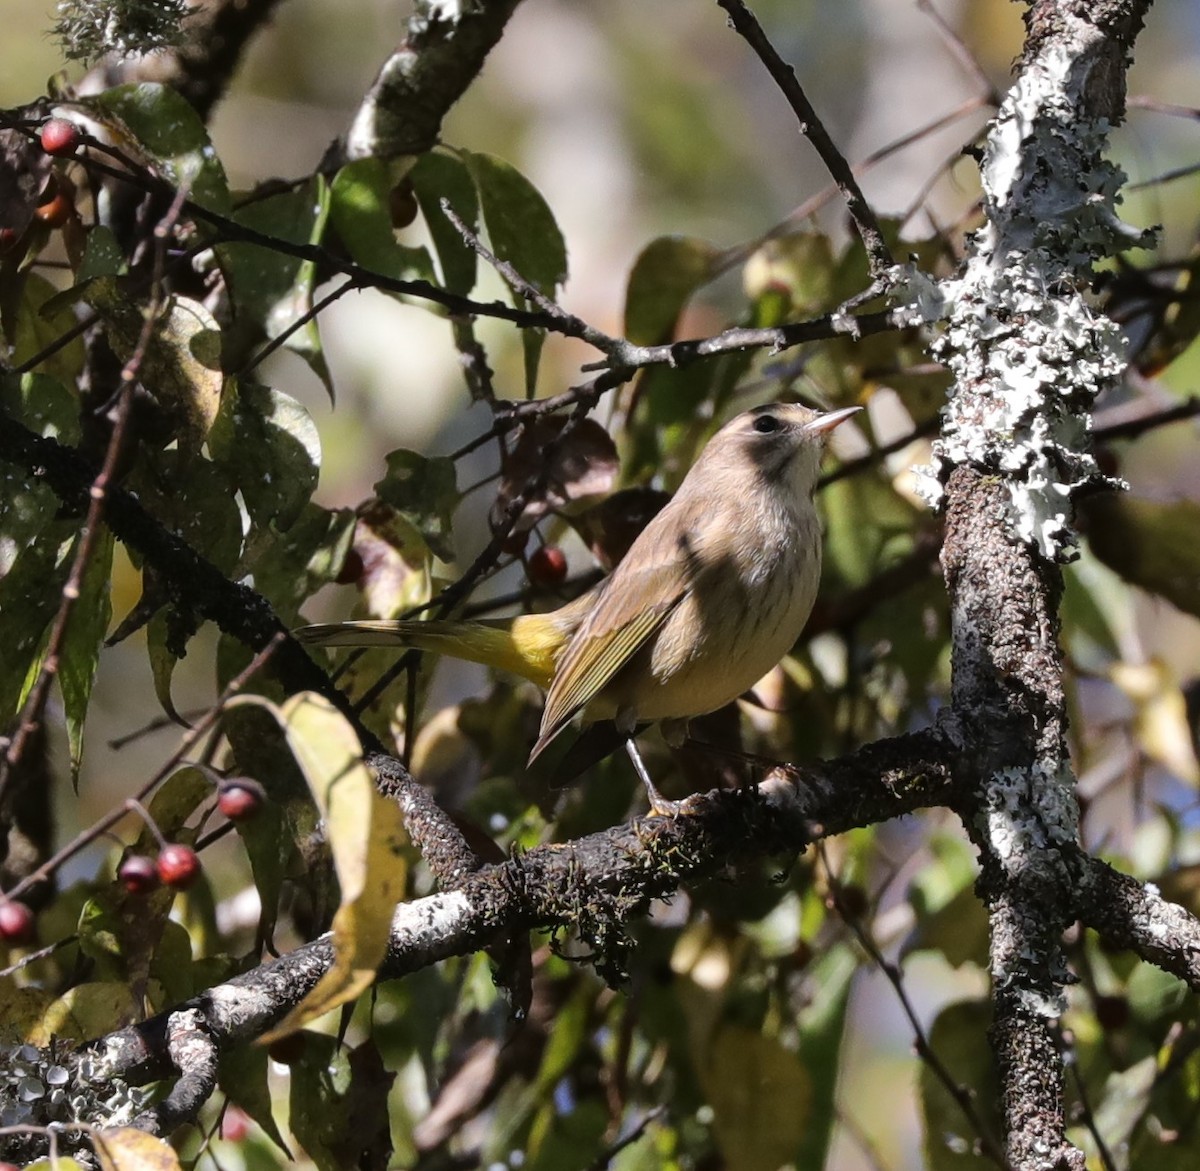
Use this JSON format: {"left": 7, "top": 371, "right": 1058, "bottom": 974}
{"left": 295, "top": 614, "right": 571, "bottom": 690}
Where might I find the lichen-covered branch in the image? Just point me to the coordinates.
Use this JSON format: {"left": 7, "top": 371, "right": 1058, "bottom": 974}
{"left": 77, "top": 729, "right": 953, "bottom": 1109}
{"left": 329, "top": 0, "right": 525, "bottom": 167}
{"left": 928, "top": 2, "right": 1155, "bottom": 1167}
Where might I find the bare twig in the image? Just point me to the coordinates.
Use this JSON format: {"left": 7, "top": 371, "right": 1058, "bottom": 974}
{"left": 714, "top": 0, "right": 895, "bottom": 278}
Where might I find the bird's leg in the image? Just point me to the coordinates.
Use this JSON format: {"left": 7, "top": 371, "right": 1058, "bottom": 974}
{"left": 623, "top": 738, "right": 685, "bottom": 817}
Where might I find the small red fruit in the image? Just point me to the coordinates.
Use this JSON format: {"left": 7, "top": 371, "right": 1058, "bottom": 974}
{"left": 335, "top": 548, "right": 364, "bottom": 585}
{"left": 34, "top": 189, "right": 73, "bottom": 229}
{"left": 0, "top": 900, "right": 36, "bottom": 945}
{"left": 119, "top": 854, "right": 160, "bottom": 895}
{"left": 528, "top": 545, "right": 568, "bottom": 586}
{"left": 221, "top": 1104, "right": 252, "bottom": 1142}
{"left": 40, "top": 118, "right": 81, "bottom": 157}
{"left": 157, "top": 844, "right": 201, "bottom": 890}
{"left": 217, "top": 779, "right": 265, "bottom": 822}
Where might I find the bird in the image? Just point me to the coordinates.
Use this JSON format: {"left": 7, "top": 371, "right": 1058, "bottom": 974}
{"left": 296, "top": 402, "right": 860, "bottom": 813}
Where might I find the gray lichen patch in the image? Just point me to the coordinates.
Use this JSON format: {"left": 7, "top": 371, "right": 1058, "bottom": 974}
{"left": 913, "top": 16, "right": 1154, "bottom": 562}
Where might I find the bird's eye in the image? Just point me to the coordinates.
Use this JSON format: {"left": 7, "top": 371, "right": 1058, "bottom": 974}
{"left": 753, "top": 414, "right": 781, "bottom": 434}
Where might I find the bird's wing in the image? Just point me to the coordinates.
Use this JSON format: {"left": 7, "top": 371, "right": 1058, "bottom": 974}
{"left": 530, "top": 538, "right": 692, "bottom": 760}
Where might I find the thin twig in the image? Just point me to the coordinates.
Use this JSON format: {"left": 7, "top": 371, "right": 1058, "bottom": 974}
{"left": 1, "top": 637, "right": 285, "bottom": 903}
{"left": 715, "top": 0, "right": 895, "bottom": 278}
{"left": 820, "top": 845, "right": 1011, "bottom": 1170}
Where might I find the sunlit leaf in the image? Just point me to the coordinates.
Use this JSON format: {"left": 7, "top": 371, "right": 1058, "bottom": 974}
{"left": 329, "top": 157, "right": 435, "bottom": 284}
{"left": 28, "top": 982, "right": 138, "bottom": 1046}
{"left": 625, "top": 235, "right": 719, "bottom": 345}
{"left": 228, "top": 693, "right": 409, "bottom": 1039}
{"left": 88, "top": 83, "right": 231, "bottom": 213}
{"left": 93, "top": 1127, "right": 182, "bottom": 1171}
{"left": 411, "top": 149, "right": 479, "bottom": 295}
{"left": 1110, "top": 659, "right": 1200, "bottom": 784}
{"left": 374, "top": 449, "right": 459, "bottom": 563}
{"left": 59, "top": 527, "right": 114, "bottom": 784}
{"left": 210, "top": 379, "right": 321, "bottom": 530}
{"left": 217, "top": 176, "right": 333, "bottom": 395}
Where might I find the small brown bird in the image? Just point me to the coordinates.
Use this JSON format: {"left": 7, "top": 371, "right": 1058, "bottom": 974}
{"left": 298, "top": 402, "right": 860, "bottom": 811}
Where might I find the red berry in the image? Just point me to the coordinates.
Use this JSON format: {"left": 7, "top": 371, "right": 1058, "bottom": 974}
{"left": 335, "top": 548, "right": 364, "bottom": 585}
{"left": 0, "top": 227, "right": 19, "bottom": 252}
{"left": 267, "top": 1032, "right": 307, "bottom": 1065}
{"left": 119, "top": 854, "right": 160, "bottom": 895}
{"left": 217, "top": 779, "right": 265, "bottom": 822}
{"left": 221, "top": 1104, "right": 252, "bottom": 1142}
{"left": 34, "top": 189, "right": 73, "bottom": 228}
{"left": 40, "top": 118, "right": 81, "bottom": 157}
{"left": 0, "top": 900, "right": 36, "bottom": 944}
{"left": 528, "top": 545, "right": 568, "bottom": 586}
{"left": 157, "top": 844, "right": 201, "bottom": 890}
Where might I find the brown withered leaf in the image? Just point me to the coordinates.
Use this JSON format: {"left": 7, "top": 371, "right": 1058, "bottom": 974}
{"left": 490, "top": 415, "right": 618, "bottom": 533}
{"left": 569, "top": 485, "right": 671, "bottom": 570}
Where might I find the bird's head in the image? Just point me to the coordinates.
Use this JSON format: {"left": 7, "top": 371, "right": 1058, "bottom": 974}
{"left": 693, "top": 401, "right": 862, "bottom": 498}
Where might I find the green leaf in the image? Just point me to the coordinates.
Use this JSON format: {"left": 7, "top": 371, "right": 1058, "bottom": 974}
{"left": 217, "top": 177, "right": 333, "bottom": 395}
{"left": 790, "top": 943, "right": 856, "bottom": 1171}
{"left": 77, "top": 225, "right": 127, "bottom": 282}
{"left": 88, "top": 83, "right": 231, "bottom": 213}
{"left": 463, "top": 151, "right": 568, "bottom": 298}
{"left": 822, "top": 472, "right": 920, "bottom": 589}
{"left": 700, "top": 1025, "right": 811, "bottom": 1171}
{"left": 920, "top": 1000, "right": 1003, "bottom": 1171}
{"left": 1082, "top": 493, "right": 1200, "bottom": 619}
{"left": 374, "top": 449, "right": 459, "bottom": 563}
{"left": 743, "top": 232, "right": 836, "bottom": 320}
{"left": 624, "top": 235, "right": 719, "bottom": 346}
{"left": 0, "top": 518, "right": 77, "bottom": 725}
{"left": 231, "top": 503, "right": 356, "bottom": 627}
{"left": 410, "top": 150, "right": 479, "bottom": 295}
{"left": 7, "top": 272, "right": 86, "bottom": 386}
{"left": 59, "top": 527, "right": 114, "bottom": 785}
{"left": 28, "top": 982, "right": 139, "bottom": 1046}
{"left": 129, "top": 450, "right": 243, "bottom": 575}
{"left": 218, "top": 1045, "right": 293, "bottom": 1157}
{"left": 329, "top": 158, "right": 435, "bottom": 283}
{"left": 210, "top": 379, "right": 320, "bottom": 530}
{"left": 287, "top": 1033, "right": 349, "bottom": 1171}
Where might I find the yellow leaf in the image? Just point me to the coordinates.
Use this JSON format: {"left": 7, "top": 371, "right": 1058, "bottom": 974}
{"left": 227, "top": 693, "right": 409, "bottom": 1039}
{"left": 1111, "top": 660, "right": 1200, "bottom": 784}
{"left": 93, "top": 1128, "right": 182, "bottom": 1171}
{"left": 29, "top": 982, "right": 138, "bottom": 1045}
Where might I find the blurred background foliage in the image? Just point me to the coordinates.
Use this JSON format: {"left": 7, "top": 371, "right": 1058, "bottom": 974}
{"left": 2, "top": 0, "right": 1200, "bottom": 1169}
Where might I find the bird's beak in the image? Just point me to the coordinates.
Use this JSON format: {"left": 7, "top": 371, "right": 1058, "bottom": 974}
{"left": 803, "top": 405, "right": 863, "bottom": 436}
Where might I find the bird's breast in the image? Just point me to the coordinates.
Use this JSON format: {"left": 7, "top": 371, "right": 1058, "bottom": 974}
{"left": 593, "top": 504, "right": 822, "bottom": 723}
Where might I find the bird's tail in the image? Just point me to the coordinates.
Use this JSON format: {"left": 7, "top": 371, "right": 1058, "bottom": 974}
{"left": 295, "top": 615, "right": 566, "bottom": 690}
